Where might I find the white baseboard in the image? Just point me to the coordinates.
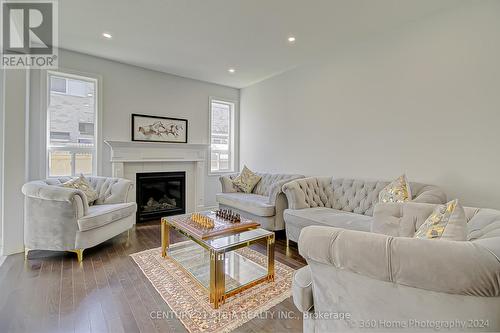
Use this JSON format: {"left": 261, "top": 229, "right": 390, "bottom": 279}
{"left": 0, "top": 256, "right": 6, "bottom": 268}
{"left": 1, "top": 246, "right": 24, "bottom": 256}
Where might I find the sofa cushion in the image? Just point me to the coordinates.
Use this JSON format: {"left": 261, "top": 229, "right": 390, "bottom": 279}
{"left": 78, "top": 202, "right": 137, "bottom": 231}
{"left": 293, "top": 266, "right": 314, "bottom": 312}
{"left": 284, "top": 207, "right": 372, "bottom": 232}
{"left": 216, "top": 193, "right": 275, "bottom": 217}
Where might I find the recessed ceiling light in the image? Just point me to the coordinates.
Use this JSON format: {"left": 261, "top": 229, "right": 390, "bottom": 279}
{"left": 287, "top": 36, "right": 296, "bottom": 43}
{"left": 228, "top": 68, "right": 235, "bottom": 73}
{"left": 102, "top": 32, "right": 112, "bottom": 39}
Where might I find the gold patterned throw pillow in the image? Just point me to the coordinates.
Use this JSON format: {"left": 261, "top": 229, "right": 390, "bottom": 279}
{"left": 232, "top": 166, "right": 262, "bottom": 193}
{"left": 62, "top": 174, "right": 99, "bottom": 205}
{"left": 379, "top": 174, "right": 412, "bottom": 203}
{"left": 414, "top": 199, "right": 467, "bottom": 241}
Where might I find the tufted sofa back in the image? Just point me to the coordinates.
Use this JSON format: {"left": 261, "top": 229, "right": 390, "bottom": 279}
{"left": 285, "top": 177, "right": 445, "bottom": 216}
{"left": 373, "top": 202, "right": 500, "bottom": 261}
{"left": 252, "top": 173, "right": 304, "bottom": 196}
{"left": 41, "top": 176, "right": 133, "bottom": 205}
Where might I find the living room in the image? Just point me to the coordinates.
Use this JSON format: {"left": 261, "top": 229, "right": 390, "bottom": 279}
{"left": 1, "top": 0, "right": 499, "bottom": 332}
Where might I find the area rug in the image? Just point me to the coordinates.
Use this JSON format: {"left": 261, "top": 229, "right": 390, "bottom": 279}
{"left": 130, "top": 242, "right": 295, "bottom": 333}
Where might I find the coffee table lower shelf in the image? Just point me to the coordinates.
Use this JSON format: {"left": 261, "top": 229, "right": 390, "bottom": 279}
{"left": 161, "top": 216, "right": 275, "bottom": 309}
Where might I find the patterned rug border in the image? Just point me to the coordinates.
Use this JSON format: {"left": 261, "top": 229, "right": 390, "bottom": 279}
{"left": 130, "top": 242, "right": 294, "bottom": 333}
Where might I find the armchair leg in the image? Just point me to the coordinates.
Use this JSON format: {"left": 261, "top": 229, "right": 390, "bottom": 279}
{"left": 286, "top": 237, "right": 291, "bottom": 257}
{"left": 69, "top": 249, "right": 84, "bottom": 262}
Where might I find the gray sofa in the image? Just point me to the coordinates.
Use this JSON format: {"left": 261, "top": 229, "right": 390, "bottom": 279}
{"left": 216, "top": 173, "right": 304, "bottom": 230}
{"left": 282, "top": 177, "right": 446, "bottom": 243}
{"left": 22, "top": 176, "right": 136, "bottom": 261}
{"left": 293, "top": 202, "right": 500, "bottom": 332}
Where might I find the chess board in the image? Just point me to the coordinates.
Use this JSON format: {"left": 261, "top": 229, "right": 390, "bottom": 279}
{"left": 166, "top": 211, "right": 260, "bottom": 240}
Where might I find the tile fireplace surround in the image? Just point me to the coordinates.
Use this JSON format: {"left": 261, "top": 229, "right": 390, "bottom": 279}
{"left": 104, "top": 140, "right": 209, "bottom": 213}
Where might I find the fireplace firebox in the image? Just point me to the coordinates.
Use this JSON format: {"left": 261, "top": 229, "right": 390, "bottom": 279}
{"left": 136, "top": 171, "right": 186, "bottom": 222}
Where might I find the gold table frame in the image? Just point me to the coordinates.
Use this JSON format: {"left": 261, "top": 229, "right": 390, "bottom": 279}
{"left": 161, "top": 215, "right": 275, "bottom": 309}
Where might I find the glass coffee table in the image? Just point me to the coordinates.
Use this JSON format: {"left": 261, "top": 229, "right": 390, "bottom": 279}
{"left": 161, "top": 211, "right": 275, "bottom": 309}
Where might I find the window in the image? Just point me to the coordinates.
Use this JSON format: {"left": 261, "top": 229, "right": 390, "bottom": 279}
{"left": 49, "top": 76, "right": 89, "bottom": 97}
{"left": 79, "top": 122, "right": 94, "bottom": 135}
{"left": 50, "top": 131, "right": 71, "bottom": 141}
{"left": 210, "top": 98, "right": 235, "bottom": 173}
{"left": 50, "top": 76, "right": 66, "bottom": 93}
{"left": 47, "top": 71, "right": 98, "bottom": 177}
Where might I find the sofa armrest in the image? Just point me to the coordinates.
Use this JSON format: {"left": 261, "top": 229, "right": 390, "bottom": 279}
{"left": 299, "top": 226, "right": 500, "bottom": 297}
{"left": 282, "top": 177, "right": 330, "bottom": 210}
{"left": 22, "top": 181, "right": 88, "bottom": 216}
{"left": 22, "top": 181, "right": 87, "bottom": 250}
{"left": 292, "top": 266, "right": 314, "bottom": 313}
{"left": 282, "top": 177, "right": 332, "bottom": 209}
{"left": 282, "top": 180, "right": 308, "bottom": 209}
{"left": 219, "top": 173, "right": 239, "bottom": 193}
{"left": 412, "top": 184, "right": 447, "bottom": 204}
{"left": 268, "top": 177, "right": 303, "bottom": 205}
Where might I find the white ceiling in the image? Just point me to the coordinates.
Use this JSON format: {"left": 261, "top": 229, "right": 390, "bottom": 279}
{"left": 59, "top": 0, "right": 461, "bottom": 88}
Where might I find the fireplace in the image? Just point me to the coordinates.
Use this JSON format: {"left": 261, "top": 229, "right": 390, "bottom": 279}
{"left": 136, "top": 171, "right": 186, "bottom": 222}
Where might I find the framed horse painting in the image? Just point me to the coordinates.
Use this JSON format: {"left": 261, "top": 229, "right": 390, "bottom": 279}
{"left": 131, "top": 114, "right": 188, "bottom": 143}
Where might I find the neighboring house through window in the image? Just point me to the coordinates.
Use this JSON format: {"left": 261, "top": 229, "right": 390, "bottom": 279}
{"left": 210, "top": 98, "right": 235, "bottom": 173}
{"left": 47, "top": 71, "right": 98, "bottom": 177}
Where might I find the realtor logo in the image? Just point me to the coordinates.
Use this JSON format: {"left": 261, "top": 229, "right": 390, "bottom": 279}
{"left": 1, "top": 0, "right": 58, "bottom": 68}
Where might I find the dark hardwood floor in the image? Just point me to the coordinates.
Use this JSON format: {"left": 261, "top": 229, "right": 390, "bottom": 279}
{"left": 0, "top": 221, "right": 306, "bottom": 333}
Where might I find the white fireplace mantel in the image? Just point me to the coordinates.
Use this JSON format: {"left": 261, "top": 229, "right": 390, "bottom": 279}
{"left": 104, "top": 140, "right": 210, "bottom": 211}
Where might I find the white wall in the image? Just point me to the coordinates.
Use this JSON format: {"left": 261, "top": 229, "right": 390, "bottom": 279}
{"left": 240, "top": 1, "right": 500, "bottom": 209}
{"left": 1, "top": 69, "right": 28, "bottom": 255}
{"left": 29, "top": 49, "right": 240, "bottom": 208}
{"left": 0, "top": 68, "right": 4, "bottom": 254}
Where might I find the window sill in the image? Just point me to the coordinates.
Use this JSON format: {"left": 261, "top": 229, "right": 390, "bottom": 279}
{"left": 208, "top": 171, "right": 237, "bottom": 177}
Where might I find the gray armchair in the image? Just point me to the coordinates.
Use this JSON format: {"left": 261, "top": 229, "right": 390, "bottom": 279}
{"left": 22, "top": 176, "right": 137, "bottom": 262}
{"left": 293, "top": 203, "right": 500, "bottom": 332}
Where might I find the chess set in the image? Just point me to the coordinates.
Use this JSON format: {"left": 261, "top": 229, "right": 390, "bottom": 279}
{"left": 169, "top": 209, "right": 260, "bottom": 239}
{"left": 215, "top": 209, "right": 241, "bottom": 223}
{"left": 190, "top": 212, "right": 215, "bottom": 229}
{"left": 190, "top": 209, "right": 241, "bottom": 229}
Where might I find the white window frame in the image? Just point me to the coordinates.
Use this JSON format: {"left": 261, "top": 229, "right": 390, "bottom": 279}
{"left": 209, "top": 97, "right": 236, "bottom": 175}
{"left": 45, "top": 69, "right": 101, "bottom": 178}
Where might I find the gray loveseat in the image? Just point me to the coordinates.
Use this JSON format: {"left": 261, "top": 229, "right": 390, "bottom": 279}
{"left": 22, "top": 176, "right": 137, "bottom": 261}
{"left": 282, "top": 177, "right": 446, "bottom": 244}
{"left": 216, "top": 173, "right": 304, "bottom": 230}
{"left": 293, "top": 202, "right": 500, "bottom": 332}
